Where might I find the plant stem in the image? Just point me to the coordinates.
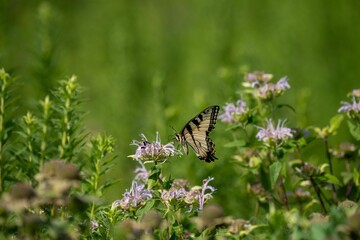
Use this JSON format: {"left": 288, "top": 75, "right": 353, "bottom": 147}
{"left": 0, "top": 142, "right": 3, "bottom": 193}
{"left": 345, "top": 159, "right": 354, "bottom": 198}
{"left": 324, "top": 137, "right": 337, "bottom": 202}
{"left": 279, "top": 175, "right": 289, "bottom": 210}
{"left": 310, "top": 177, "right": 327, "bottom": 214}
{"left": 0, "top": 74, "right": 5, "bottom": 192}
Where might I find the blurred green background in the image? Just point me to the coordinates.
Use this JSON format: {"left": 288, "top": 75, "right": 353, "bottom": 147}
{"left": 1, "top": 0, "right": 359, "bottom": 218}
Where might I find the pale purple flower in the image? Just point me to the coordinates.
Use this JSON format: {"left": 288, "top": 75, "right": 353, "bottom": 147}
{"left": 115, "top": 181, "right": 152, "bottom": 211}
{"left": 348, "top": 89, "right": 360, "bottom": 98}
{"left": 134, "top": 162, "right": 150, "bottom": 181}
{"left": 338, "top": 98, "right": 360, "bottom": 113}
{"left": 161, "top": 177, "right": 216, "bottom": 211}
{"left": 184, "top": 188, "right": 201, "bottom": 206}
{"left": 130, "top": 132, "right": 181, "bottom": 163}
{"left": 160, "top": 190, "right": 172, "bottom": 203}
{"left": 256, "top": 77, "right": 290, "bottom": 100}
{"left": 275, "top": 76, "right": 290, "bottom": 91}
{"left": 244, "top": 71, "right": 273, "bottom": 88}
{"left": 161, "top": 187, "right": 188, "bottom": 204}
{"left": 184, "top": 177, "right": 216, "bottom": 211}
{"left": 161, "top": 179, "right": 189, "bottom": 204}
{"left": 111, "top": 199, "right": 122, "bottom": 210}
{"left": 198, "top": 177, "right": 216, "bottom": 210}
{"left": 90, "top": 220, "right": 99, "bottom": 231}
{"left": 257, "top": 83, "right": 276, "bottom": 100}
{"left": 219, "top": 100, "right": 248, "bottom": 124}
{"left": 256, "top": 119, "right": 293, "bottom": 146}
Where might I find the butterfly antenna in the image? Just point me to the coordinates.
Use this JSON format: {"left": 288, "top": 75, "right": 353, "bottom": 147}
{"left": 168, "top": 125, "right": 177, "bottom": 142}
{"left": 169, "top": 125, "right": 177, "bottom": 133}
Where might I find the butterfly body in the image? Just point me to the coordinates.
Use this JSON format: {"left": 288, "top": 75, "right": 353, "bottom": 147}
{"left": 175, "top": 105, "right": 220, "bottom": 162}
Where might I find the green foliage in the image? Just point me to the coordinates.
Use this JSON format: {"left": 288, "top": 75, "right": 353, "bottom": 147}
{"left": 1, "top": 58, "right": 360, "bottom": 240}
{"left": 12, "top": 75, "right": 85, "bottom": 186}
{"left": 269, "top": 161, "right": 282, "bottom": 189}
{"left": 0, "top": 69, "right": 17, "bottom": 191}
{"left": 1, "top": 1, "right": 360, "bottom": 238}
{"left": 214, "top": 71, "right": 360, "bottom": 239}
{"left": 1, "top": 0, "right": 360, "bottom": 223}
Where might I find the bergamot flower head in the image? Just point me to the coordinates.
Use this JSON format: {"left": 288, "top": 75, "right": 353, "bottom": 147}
{"left": 256, "top": 119, "right": 293, "bottom": 147}
{"left": 129, "top": 132, "right": 181, "bottom": 164}
{"left": 219, "top": 100, "right": 248, "bottom": 124}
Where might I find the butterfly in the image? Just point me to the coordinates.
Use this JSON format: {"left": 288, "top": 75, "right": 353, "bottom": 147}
{"left": 175, "top": 105, "right": 220, "bottom": 162}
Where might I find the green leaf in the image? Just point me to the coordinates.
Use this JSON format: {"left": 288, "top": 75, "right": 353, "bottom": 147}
{"left": 328, "top": 114, "right": 344, "bottom": 134}
{"left": 224, "top": 140, "right": 246, "bottom": 148}
{"left": 347, "top": 120, "right": 360, "bottom": 141}
{"left": 270, "top": 161, "right": 282, "bottom": 189}
{"left": 136, "top": 199, "right": 155, "bottom": 217}
{"left": 274, "top": 148, "right": 284, "bottom": 159}
{"left": 353, "top": 168, "right": 359, "bottom": 186}
{"left": 340, "top": 172, "right": 353, "bottom": 185}
{"left": 323, "top": 173, "right": 342, "bottom": 186}
{"left": 259, "top": 164, "right": 270, "bottom": 191}
{"left": 149, "top": 166, "right": 161, "bottom": 180}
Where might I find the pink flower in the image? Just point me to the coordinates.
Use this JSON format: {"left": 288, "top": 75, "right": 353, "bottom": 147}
{"left": 219, "top": 100, "right": 247, "bottom": 124}
{"left": 338, "top": 98, "right": 360, "bottom": 113}
{"left": 130, "top": 132, "right": 181, "bottom": 163}
{"left": 256, "top": 119, "right": 293, "bottom": 146}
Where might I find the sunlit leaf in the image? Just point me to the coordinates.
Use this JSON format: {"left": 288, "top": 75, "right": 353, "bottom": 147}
{"left": 323, "top": 173, "right": 342, "bottom": 186}
{"left": 329, "top": 114, "right": 344, "bottom": 134}
{"left": 353, "top": 168, "right": 360, "bottom": 186}
{"left": 270, "top": 161, "right": 282, "bottom": 189}
{"left": 136, "top": 199, "right": 155, "bottom": 217}
{"left": 347, "top": 120, "right": 360, "bottom": 141}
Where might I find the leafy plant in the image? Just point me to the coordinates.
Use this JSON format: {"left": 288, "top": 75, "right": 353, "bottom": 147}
{"left": 1, "top": 67, "right": 360, "bottom": 239}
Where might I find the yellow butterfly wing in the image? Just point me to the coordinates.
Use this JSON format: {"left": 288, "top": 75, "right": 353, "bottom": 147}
{"left": 177, "top": 105, "right": 219, "bottom": 162}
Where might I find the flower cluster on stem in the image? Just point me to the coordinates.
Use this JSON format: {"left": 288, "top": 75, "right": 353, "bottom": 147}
{"left": 243, "top": 71, "right": 290, "bottom": 101}
{"left": 256, "top": 119, "right": 293, "bottom": 147}
{"left": 219, "top": 100, "right": 248, "bottom": 124}
{"left": 130, "top": 132, "right": 181, "bottom": 163}
{"left": 161, "top": 177, "right": 216, "bottom": 211}
{"left": 112, "top": 181, "right": 152, "bottom": 212}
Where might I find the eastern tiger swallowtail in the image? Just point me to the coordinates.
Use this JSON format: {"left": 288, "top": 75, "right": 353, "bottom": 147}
{"left": 175, "top": 105, "right": 220, "bottom": 162}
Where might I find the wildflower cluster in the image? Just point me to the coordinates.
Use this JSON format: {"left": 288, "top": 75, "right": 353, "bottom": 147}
{"left": 2, "top": 65, "right": 360, "bottom": 239}
{"left": 129, "top": 132, "right": 181, "bottom": 163}
{"left": 243, "top": 71, "right": 290, "bottom": 101}
{"left": 219, "top": 99, "right": 249, "bottom": 124}
{"left": 216, "top": 68, "right": 360, "bottom": 239}
{"left": 338, "top": 88, "right": 360, "bottom": 122}
{"left": 161, "top": 177, "right": 216, "bottom": 211}
{"left": 220, "top": 71, "right": 294, "bottom": 149}
{"left": 256, "top": 119, "right": 293, "bottom": 147}
{"left": 89, "top": 132, "right": 219, "bottom": 238}
{"left": 106, "top": 162, "right": 217, "bottom": 238}
{"left": 112, "top": 164, "right": 216, "bottom": 214}
{"left": 113, "top": 181, "right": 153, "bottom": 211}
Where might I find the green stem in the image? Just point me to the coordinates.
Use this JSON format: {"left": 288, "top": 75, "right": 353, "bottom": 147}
{"left": 310, "top": 177, "right": 327, "bottom": 214}
{"left": 0, "top": 142, "right": 3, "bottom": 193}
{"left": 324, "top": 137, "right": 337, "bottom": 202}
{"left": 279, "top": 175, "right": 289, "bottom": 210}
{"left": 0, "top": 84, "right": 5, "bottom": 192}
{"left": 90, "top": 203, "right": 95, "bottom": 220}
